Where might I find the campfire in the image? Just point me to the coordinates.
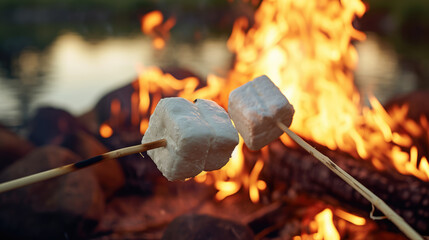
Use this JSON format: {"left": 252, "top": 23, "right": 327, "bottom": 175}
{"left": 0, "top": 0, "right": 428, "bottom": 239}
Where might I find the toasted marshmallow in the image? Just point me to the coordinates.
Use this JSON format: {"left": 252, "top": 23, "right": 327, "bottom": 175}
{"left": 142, "top": 97, "right": 238, "bottom": 181}
{"left": 228, "top": 75, "right": 294, "bottom": 150}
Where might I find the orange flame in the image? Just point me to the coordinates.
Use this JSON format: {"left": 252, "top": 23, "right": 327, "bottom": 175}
{"left": 141, "top": 11, "right": 176, "bottom": 50}
{"left": 334, "top": 209, "right": 366, "bottom": 226}
{"left": 132, "top": 66, "right": 227, "bottom": 134}
{"left": 294, "top": 208, "right": 367, "bottom": 239}
{"left": 314, "top": 209, "right": 341, "bottom": 240}
{"left": 294, "top": 208, "right": 340, "bottom": 240}
{"left": 213, "top": 137, "right": 245, "bottom": 201}
{"left": 223, "top": 0, "right": 429, "bottom": 181}
{"left": 195, "top": 137, "right": 267, "bottom": 202}
{"left": 249, "top": 159, "right": 265, "bottom": 203}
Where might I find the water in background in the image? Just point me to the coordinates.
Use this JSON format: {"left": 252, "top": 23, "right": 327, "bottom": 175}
{"left": 0, "top": 4, "right": 426, "bottom": 129}
{"left": 0, "top": 33, "right": 232, "bottom": 128}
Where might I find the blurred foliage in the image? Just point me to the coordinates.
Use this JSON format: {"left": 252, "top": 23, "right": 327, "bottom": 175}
{"left": 0, "top": 0, "right": 237, "bottom": 50}
{"left": 0, "top": 0, "right": 237, "bottom": 44}
{"left": 364, "top": 0, "right": 429, "bottom": 87}
{"left": 0, "top": 0, "right": 231, "bottom": 15}
{"left": 0, "top": 0, "right": 154, "bottom": 12}
{"left": 364, "top": 0, "right": 429, "bottom": 53}
{"left": 366, "top": 0, "right": 429, "bottom": 23}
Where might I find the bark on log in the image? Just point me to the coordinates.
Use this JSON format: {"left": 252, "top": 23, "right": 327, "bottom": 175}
{"left": 261, "top": 141, "right": 429, "bottom": 235}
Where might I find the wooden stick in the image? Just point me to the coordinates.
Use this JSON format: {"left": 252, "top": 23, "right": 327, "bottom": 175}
{"left": 276, "top": 122, "right": 423, "bottom": 240}
{"left": 0, "top": 139, "right": 167, "bottom": 194}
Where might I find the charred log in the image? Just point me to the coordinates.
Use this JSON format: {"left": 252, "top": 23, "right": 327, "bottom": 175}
{"left": 261, "top": 141, "right": 429, "bottom": 235}
{"left": 385, "top": 90, "right": 429, "bottom": 122}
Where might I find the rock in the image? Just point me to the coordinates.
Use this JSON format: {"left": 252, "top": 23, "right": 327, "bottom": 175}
{"left": 0, "top": 146, "right": 105, "bottom": 239}
{"left": 0, "top": 124, "right": 34, "bottom": 171}
{"left": 93, "top": 82, "right": 136, "bottom": 132}
{"left": 28, "top": 107, "right": 125, "bottom": 197}
{"left": 162, "top": 214, "right": 254, "bottom": 240}
{"left": 63, "top": 131, "right": 125, "bottom": 198}
{"left": 27, "top": 107, "right": 83, "bottom": 146}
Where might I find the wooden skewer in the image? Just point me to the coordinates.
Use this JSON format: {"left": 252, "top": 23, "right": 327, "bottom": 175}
{"left": 276, "top": 122, "right": 423, "bottom": 240}
{"left": 0, "top": 139, "right": 167, "bottom": 194}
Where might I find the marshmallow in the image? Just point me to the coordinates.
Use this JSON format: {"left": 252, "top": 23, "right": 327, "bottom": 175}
{"left": 142, "top": 97, "right": 239, "bottom": 181}
{"left": 228, "top": 75, "right": 295, "bottom": 150}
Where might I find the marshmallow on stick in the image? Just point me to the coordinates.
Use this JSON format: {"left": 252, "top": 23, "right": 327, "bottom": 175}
{"left": 228, "top": 75, "right": 423, "bottom": 240}
{"left": 228, "top": 75, "right": 294, "bottom": 150}
{"left": 142, "top": 97, "right": 239, "bottom": 181}
{"left": 0, "top": 97, "right": 239, "bottom": 192}
{"left": 0, "top": 139, "right": 167, "bottom": 194}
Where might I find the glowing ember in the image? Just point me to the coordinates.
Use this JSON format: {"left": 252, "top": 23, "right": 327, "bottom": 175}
{"left": 99, "top": 123, "right": 113, "bottom": 138}
{"left": 110, "top": 99, "right": 121, "bottom": 115}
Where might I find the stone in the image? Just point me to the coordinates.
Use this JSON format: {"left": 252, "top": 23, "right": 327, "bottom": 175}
{"left": 0, "top": 124, "right": 34, "bottom": 171}
{"left": 28, "top": 107, "right": 125, "bottom": 197}
{"left": 63, "top": 131, "right": 125, "bottom": 198}
{"left": 0, "top": 146, "right": 105, "bottom": 239}
{"left": 162, "top": 214, "right": 254, "bottom": 240}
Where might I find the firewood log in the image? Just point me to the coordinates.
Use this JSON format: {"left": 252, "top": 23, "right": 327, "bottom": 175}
{"left": 261, "top": 141, "right": 429, "bottom": 235}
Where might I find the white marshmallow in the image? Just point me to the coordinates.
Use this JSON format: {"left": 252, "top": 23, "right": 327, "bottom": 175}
{"left": 228, "top": 75, "right": 295, "bottom": 150}
{"left": 142, "top": 97, "right": 239, "bottom": 181}
{"left": 194, "top": 99, "right": 239, "bottom": 171}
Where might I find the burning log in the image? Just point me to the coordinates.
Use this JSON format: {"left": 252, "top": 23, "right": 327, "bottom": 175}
{"left": 263, "top": 140, "right": 429, "bottom": 235}
{"left": 277, "top": 122, "right": 427, "bottom": 239}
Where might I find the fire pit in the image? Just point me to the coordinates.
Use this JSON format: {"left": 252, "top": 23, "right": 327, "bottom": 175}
{"left": 0, "top": 0, "right": 428, "bottom": 239}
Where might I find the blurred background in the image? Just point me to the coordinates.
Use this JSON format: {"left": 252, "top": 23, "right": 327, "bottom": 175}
{"left": 0, "top": 0, "right": 428, "bottom": 129}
